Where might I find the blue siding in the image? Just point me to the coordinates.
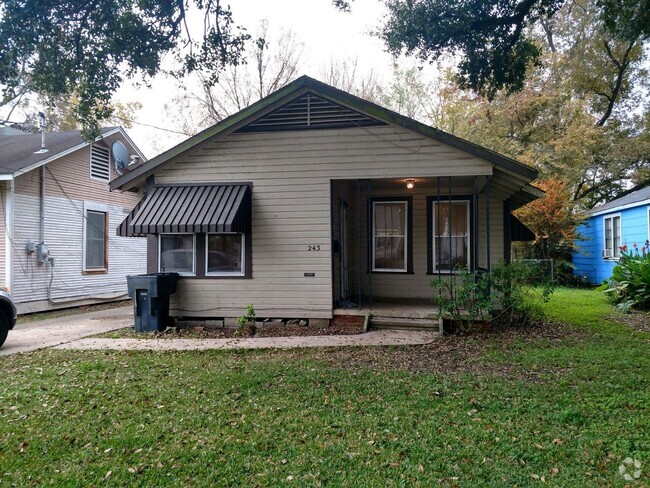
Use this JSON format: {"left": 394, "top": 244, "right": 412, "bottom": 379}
{"left": 573, "top": 205, "right": 650, "bottom": 284}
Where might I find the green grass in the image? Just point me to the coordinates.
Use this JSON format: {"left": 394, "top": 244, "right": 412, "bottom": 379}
{"left": 1, "top": 288, "right": 648, "bottom": 486}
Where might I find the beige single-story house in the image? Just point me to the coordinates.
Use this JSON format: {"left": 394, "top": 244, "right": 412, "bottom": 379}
{"left": 111, "top": 75, "right": 540, "bottom": 327}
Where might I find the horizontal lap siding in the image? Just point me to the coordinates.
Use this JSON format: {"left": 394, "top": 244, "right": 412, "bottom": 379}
{"left": 0, "top": 183, "right": 6, "bottom": 285}
{"left": 573, "top": 221, "right": 597, "bottom": 283}
{"left": 574, "top": 206, "right": 650, "bottom": 285}
{"left": 12, "top": 148, "right": 146, "bottom": 312}
{"left": 11, "top": 193, "right": 147, "bottom": 311}
{"left": 158, "top": 126, "right": 493, "bottom": 319}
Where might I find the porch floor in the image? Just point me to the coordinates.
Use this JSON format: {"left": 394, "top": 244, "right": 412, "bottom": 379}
{"left": 334, "top": 302, "right": 440, "bottom": 320}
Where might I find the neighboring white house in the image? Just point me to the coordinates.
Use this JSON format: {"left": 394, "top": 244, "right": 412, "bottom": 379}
{"left": 0, "top": 126, "right": 147, "bottom": 313}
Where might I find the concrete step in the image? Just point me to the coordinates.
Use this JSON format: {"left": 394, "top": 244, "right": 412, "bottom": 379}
{"left": 369, "top": 316, "right": 442, "bottom": 332}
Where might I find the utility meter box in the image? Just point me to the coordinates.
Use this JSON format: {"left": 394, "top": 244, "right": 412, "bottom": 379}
{"left": 36, "top": 243, "right": 50, "bottom": 263}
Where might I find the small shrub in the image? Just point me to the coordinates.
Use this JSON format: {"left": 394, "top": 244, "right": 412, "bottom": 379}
{"left": 234, "top": 304, "right": 257, "bottom": 337}
{"left": 431, "top": 268, "right": 491, "bottom": 333}
{"left": 490, "top": 261, "right": 554, "bottom": 328}
{"left": 604, "top": 242, "right": 650, "bottom": 312}
{"left": 431, "top": 261, "right": 555, "bottom": 333}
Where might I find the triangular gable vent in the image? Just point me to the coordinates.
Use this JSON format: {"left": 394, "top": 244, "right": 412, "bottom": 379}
{"left": 236, "top": 93, "right": 386, "bottom": 133}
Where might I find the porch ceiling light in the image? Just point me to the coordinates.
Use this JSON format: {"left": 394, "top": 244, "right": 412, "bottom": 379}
{"left": 406, "top": 178, "right": 415, "bottom": 190}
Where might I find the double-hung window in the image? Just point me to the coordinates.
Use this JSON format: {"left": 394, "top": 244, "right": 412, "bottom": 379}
{"left": 207, "top": 234, "right": 245, "bottom": 276}
{"left": 158, "top": 233, "right": 247, "bottom": 277}
{"left": 603, "top": 214, "right": 621, "bottom": 259}
{"left": 83, "top": 203, "right": 108, "bottom": 272}
{"left": 160, "top": 234, "right": 195, "bottom": 275}
{"left": 431, "top": 200, "right": 470, "bottom": 271}
{"left": 372, "top": 200, "right": 410, "bottom": 272}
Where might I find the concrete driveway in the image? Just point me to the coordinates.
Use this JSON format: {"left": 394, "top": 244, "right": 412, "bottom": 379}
{"left": 0, "top": 306, "right": 133, "bottom": 356}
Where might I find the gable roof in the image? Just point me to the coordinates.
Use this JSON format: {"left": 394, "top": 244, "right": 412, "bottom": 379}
{"left": 0, "top": 126, "right": 145, "bottom": 177}
{"left": 111, "top": 75, "right": 537, "bottom": 191}
{"left": 589, "top": 186, "right": 650, "bottom": 216}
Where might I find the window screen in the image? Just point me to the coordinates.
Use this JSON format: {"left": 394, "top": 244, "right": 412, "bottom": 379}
{"left": 85, "top": 210, "right": 106, "bottom": 269}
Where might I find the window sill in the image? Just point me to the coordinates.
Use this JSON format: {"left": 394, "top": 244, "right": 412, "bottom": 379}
{"left": 178, "top": 275, "right": 251, "bottom": 280}
{"left": 370, "top": 270, "right": 413, "bottom": 275}
{"left": 427, "top": 269, "right": 470, "bottom": 275}
{"left": 83, "top": 269, "right": 108, "bottom": 275}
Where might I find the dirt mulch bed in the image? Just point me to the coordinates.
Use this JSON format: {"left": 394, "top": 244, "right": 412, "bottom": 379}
{"left": 250, "top": 321, "right": 582, "bottom": 383}
{"left": 107, "top": 322, "right": 364, "bottom": 340}
{"left": 609, "top": 310, "right": 650, "bottom": 332}
{"left": 165, "top": 315, "right": 365, "bottom": 339}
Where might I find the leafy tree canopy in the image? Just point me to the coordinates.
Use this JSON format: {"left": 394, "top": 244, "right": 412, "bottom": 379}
{"left": 0, "top": 0, "right": 348, "bottom": 139}
{"left": 413, "top": 1, "right": 650, "bottom": 208}
{"left": 380, "top": 0, "right": 650, "bottom": 98}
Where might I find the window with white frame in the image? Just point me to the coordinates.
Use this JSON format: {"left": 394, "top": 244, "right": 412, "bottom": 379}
{"left": 432, "top": 200, "right": 470, "bottom": 271}
{"left": 159, "top": 234, "right": 195, "bottom": 275}
{"left": 90, "top": 143, "right": 110, "bottom": 181}
{"left": 372, "top": 200, "right": 408, "bottom": 272}
{"left": 84, "top": 208, "right": 107, "bottom": 271}
{"left": 206, "top": 234, "right": 244, "bottom": 275}
{"left": 603, "top": 214, "right": 621, "bottom": 259}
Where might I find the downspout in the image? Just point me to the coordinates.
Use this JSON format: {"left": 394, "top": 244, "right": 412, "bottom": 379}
{"left": 39, "top": 165, "right": 45, "bottom": 245}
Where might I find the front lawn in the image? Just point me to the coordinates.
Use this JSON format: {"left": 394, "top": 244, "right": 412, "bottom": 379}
{"left": 1, "top": 288, "right": 648, "bottom": 486}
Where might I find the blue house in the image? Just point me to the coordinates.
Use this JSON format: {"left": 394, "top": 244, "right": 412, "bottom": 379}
{"left": 573, "top": 186, "right": 650, "bottom": 284}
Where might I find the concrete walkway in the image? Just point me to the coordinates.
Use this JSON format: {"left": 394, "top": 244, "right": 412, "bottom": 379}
{"left": 0, "top": 304, "right": 438, "bottom": 356}
{"left": 55, "top": 329, "right": 438, "bottom": 352}
{"left": 0, "top": 306, "right": 133, "bottom": 356}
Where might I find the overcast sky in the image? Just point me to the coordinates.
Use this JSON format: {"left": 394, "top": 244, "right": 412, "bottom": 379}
{"left": 116, "top": 0, "right": 395, "bottom": 157}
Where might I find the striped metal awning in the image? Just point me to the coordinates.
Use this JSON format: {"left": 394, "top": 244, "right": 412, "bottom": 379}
{"left": 117, "top": 184, "right": 251, "bottom": 237}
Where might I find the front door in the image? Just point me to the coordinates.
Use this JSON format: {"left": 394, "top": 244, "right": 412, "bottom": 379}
{"left": 339, "top": 201, "right": 349, "bottom": 300}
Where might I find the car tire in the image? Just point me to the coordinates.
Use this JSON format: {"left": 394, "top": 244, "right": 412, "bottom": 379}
{"left": 0, "top": 309, "right": 9, "bottom": 348}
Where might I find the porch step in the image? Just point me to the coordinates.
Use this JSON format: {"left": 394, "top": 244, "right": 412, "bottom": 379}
{"left": 369, "top": 316, "right": 442, "bottom": 332}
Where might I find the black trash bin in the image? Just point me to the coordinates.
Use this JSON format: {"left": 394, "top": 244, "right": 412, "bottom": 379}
{"left": 126, "top": 273, "right": 179, "bottom": 332}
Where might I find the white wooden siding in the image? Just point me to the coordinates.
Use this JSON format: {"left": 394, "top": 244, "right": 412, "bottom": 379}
{"left": 154, "top": 125, "right": 498, "bottom": 319}
{"left": 11, "top": 193, "right": 146, "bottom": 312}
{"left": 0, "top": 182, "right": 6, "bottom": 285}
{"left": 11, "top": 146, "right": 146, "bottom": 313}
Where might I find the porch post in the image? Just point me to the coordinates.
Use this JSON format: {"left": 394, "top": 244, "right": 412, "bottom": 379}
{"left": 367, "top": 178, "right": 373, "bottom": 310}
{"left": 437, "top": 177, "right": 441, "bottom": 282}
{"left": 448, "top": 176, "right": 453, "bottom": 272}
{"left": 485, "top": 175, "right": 491, "bottom": 272}
{"left": 504, "top": 199, "right": 512, "bottom": 264}
{"left": 472, "top": 176, "right": 479, "bottom": 272}
{"left": 356, "top": 179, "right": 361, "bottom": 308}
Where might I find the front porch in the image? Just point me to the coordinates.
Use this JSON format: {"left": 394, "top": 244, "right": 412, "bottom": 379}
{"left": 331, "top": 175, "right": 499, "bottom": 316}
{"left": 329, "top": 174, "right": 534, "bottom": 332}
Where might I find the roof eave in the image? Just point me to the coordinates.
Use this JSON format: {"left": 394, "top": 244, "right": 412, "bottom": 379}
{"left": 8, "top": 127, "right": 123, "bottom": 177}
{"left": 110, "top": 78, "right": 312, "bottom": 191}
{"left": 111, "top": 75, "right": 538, "bottom": 191}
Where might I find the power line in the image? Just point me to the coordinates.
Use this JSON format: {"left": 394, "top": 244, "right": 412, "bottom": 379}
{"left": 108, "top": 113, "right": 189, "bottom": 136}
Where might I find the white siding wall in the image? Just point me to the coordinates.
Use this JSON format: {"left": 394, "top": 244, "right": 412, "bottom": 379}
{"left": 154, "top": 125, "right": 496, "bottom": 319}
{"left": 11, "top": 193, "right": 146, "bottom": 312}
{"left": 11, "top": 145, "right": 146, "bottom": 313}
{"left": 0, "top": 182, "right": 7, "bottom": 285}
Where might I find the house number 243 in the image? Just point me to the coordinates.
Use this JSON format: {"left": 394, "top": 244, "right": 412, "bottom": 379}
{"left": 308, "top": 245, "right": 321, "bottom": 251}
